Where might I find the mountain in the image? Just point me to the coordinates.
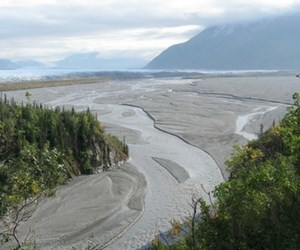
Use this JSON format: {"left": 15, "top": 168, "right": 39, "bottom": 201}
{"left": 0, "top": 59, "right": 45, "bottom": 70}
{"left": 55, "top": 52, "right": 147, "bottom": 70}
{"left": 0, "top": 59, "right": 18, "bottom": 70}
{"left": 15, "top": 60, "right": 45, "bottom": 68}
{"left": 146, "top": 14, "right": 300, "bottom": 70}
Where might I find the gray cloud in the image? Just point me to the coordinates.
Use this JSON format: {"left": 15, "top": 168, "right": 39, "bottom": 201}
{"left": 1, "top": 1, "right": 300, "bottom": 62}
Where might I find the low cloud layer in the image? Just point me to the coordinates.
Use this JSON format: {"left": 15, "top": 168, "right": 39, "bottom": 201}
{"left": 1, "top": 0, "right": 300, "bottom": 63}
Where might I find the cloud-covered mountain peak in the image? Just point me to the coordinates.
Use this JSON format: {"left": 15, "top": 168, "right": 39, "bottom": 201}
{"left": 146, "top": 14, "right": 300, "bottom": 70}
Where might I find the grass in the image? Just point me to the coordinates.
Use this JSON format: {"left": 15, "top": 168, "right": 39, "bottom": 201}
{"left": 0, "top": 77, "right": 111, "bottom": 92}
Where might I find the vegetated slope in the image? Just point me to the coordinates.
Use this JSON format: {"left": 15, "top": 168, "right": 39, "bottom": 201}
{"left": 0, "top": 94, "right": 128, "bottom": 217}
{"left": 146, "top": 14, "right": 300, "bottom": 70}
{"left": 150, "top": 94, "right": 300, "bottom": 249}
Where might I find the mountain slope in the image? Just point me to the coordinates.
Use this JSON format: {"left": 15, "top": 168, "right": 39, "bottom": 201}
{"left": 146, "top": 14, "right": 300, "bottom": 70}
{"left": 55, "top": 52, "right": 146, "bottom": 70}
{"left": 15, "top": 60, "right": 45, "bottom": 68}
{"left": 0, "top": 59, "right": 18, "bottom": 70}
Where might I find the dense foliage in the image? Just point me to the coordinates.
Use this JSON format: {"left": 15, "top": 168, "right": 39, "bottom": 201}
{"left": 151, "top": 94, "right": 300, "bottom": 250}
{"left": 0, "top": 94, "right": 128, "bottom": 227}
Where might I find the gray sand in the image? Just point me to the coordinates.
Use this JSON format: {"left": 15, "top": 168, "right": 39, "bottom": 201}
{"left": 16, "top": 164, "right": 146, "bottom": 250}
{"left": 152, "top": 157, "right": 189, "bottom": 183}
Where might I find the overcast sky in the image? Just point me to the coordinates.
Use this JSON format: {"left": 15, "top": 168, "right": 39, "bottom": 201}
{"left": 1, "top": 0, "right": 300, "bottom": 63}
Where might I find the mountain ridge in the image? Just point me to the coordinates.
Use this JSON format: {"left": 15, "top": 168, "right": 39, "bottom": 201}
{"left": 0, "top": 59, "right": 45, "bottom": 70}
{"left": 145, "top": 14, "right": 300, "bottom": 70}
{"left": 55, "top": 52, "right": 147, "bottom": 70}
{"left": 0, "top": 59, "right": 19, "bottom": 70}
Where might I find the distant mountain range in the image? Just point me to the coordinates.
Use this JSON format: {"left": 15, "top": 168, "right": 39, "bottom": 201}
{"left": 0, "top": 53, "right": 147, "bottom": 71}
{"left": 0, "top": 59, "right": 19, "bottom": 70}
{"left": 55, "top": 52, "right": 147, "bottom": 70}
{"left": 146, "top": 14, "right": 300, "bottom": 70}
{"left": 16, "top": 60, "right": 45, "bottom": 68}
{"left": 0, "top": 59, "right": 45, "bottom": 70}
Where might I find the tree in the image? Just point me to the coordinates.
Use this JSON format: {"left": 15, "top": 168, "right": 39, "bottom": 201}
{"left": 0, "top": 144, "right": 67, "bottom": 248}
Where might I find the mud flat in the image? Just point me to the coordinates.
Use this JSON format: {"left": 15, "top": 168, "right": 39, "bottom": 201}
{"left": 3, "top": 74, "right": 298, "bottom": 249}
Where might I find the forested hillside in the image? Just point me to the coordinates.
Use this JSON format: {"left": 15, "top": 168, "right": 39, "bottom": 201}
{"left": 0, "top": 94, "right": 128, "bottom": 247}
{"left": 151, "top": 94, "right": 300, "bottom": 249}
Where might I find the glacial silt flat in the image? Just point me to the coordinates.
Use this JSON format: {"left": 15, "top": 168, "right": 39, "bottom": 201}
{"left": 3, "top": 73, "right": 298, "bottom": 249}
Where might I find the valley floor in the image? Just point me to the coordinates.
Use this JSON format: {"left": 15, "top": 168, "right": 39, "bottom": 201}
{"left": 3, "top": 73, "right": 298, "bottom": 249}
